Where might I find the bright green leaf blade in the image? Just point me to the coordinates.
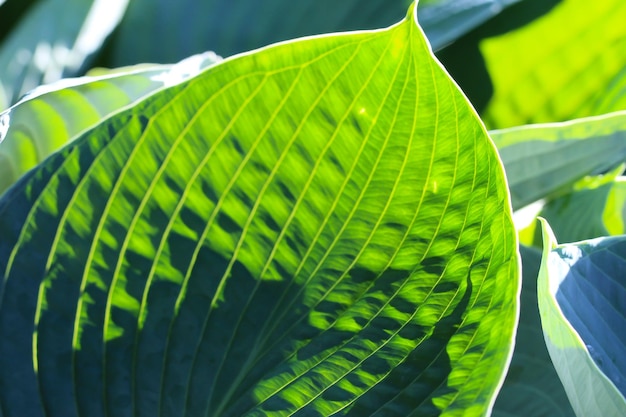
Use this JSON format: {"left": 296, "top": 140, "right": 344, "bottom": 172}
{"left": 490, "top": 110, "right": 626, "bottom": 210}
{"left": 493, "top": 245, "right": 575, "bottom": 417}
{"left": 0, "top": 51, "right": 221, "bottom": 196}
{"left": 417, "top": 0, "right": 522, "bottom": 50}
{"left": 0, "top": 0, "right": 130, "bottom": 109}
{"left": 0, "top": 4, "right": 519, "bottom": 416}
{"left": 479, "top": 0, "right": 626, "bottom": 129}
{"left": 538, "top": 220, "right": 626, "bottom": 417}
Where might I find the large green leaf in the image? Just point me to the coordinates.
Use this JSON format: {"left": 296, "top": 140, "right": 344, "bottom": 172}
{"left": 0, "top": 51, "right": 221, "bottom": 196}
{"left": 493, "top": 245, "right": 575, "bottom": 417}
{"left": 0, "top": 3, "right": 519, "bottom": 416}
{"left": 490, "top": 110, "right": 626, "bottom": 210}
{"left": 479, "top": 0, "right": 626, "bottom": 129}
{"left": 0, "top": 0, "right": 130, "bottom": 109}
{"left": 538, "top": 220, "right": 626, "bottom": 417}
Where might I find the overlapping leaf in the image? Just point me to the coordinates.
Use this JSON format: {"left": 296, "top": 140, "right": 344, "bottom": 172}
{"left": 0, "top": 3, "right": 519, "bottom": 416}
{"left": 490, "top": 110, "right": 626, "bottom": 210}
{"left": 417, "top": 0, "right": 522, "bottom": 50}
{"left": 0, "top": 51, "right": 221, "bottom": 196}
{"left": 538, "top": 220, "right": 626, "bottom": 417}
{"left": 520, "top": 170, "right": 626, "bottom": 247}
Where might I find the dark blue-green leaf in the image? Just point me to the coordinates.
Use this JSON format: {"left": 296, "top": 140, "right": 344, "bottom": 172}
{"left": 538, "top": 220, "right": 626, "bottom": 416}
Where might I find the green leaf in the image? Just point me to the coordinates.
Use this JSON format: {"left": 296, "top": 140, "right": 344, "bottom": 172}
{"left": 0, "top": 51, "right": 221, "bottom": 196}
{"left": 493, "top": 245, "right": 575, "bottom": 417}
{"left": 538, "top": 220, "right": 626, "bottom": 417}
{"left": 479, "top": 0, "right": 626, "bottom": 129}
{"left": 0, "top": 0, "right": 130, "bottom": 109}
{"left": 490, "top": 110, "right": 626, "bottom": 210}
{"left": 0, "top": 3, "right": 519, "bottom": 416}
{"left": 520, "top": 170, "right": 626, "bottom": 247}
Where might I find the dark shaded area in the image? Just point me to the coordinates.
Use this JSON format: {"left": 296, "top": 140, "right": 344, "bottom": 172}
{"left": 346, "top": 271, "right": 472, "bottom": 416}
{"left": 493, "top": 245, "right": 575, "bottom": 417}
{"left": 556, "top": 240, "right": 626, "bottom": 397}
{"left": 0, "top": 0, "right": 40, "bottom": 44}
{"left": 435, "top": 0, "right": 563, "bottom": 113}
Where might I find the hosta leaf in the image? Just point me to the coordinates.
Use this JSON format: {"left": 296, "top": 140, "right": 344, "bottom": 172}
{"left": 0, "top": 3, "right": 519, "bottom": 416}
{"left": 109, "top": 0, "right": 412, "bottom": 66}
{"left": 490, "top": 110, "right": 626, "bottom": 210}
{"left": 479, "top": 0, "right": 626, "bottom": 129}
{"left": 493, "top": 245, "right": 575, "bottom": 417}
{"left": 538, "top": 220, "right": 626, "bottom": 417}
{"left": 0, "top": 0, "right": 130, "bottom": 109}
{"left": 521, "top": 172, "right": 626, "bottom": 247}
{"left": 0, "top": 51, "right": 221, "bottom": 196}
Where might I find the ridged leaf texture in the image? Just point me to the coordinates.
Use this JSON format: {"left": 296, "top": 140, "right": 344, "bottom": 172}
{"left": 0, "top": 4, "right": 519, "bottom": 416}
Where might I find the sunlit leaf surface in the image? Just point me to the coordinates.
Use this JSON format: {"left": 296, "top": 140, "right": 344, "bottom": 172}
{"left": 0, "top": 4, "right": 518, "bottom": 416}
{"left": 480, "top": 0, "right": 626, "bottom": 128}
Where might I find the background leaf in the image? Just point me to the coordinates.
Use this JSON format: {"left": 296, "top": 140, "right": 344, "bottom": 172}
{"left": 106, "top": 0, "right": 519, "bottom": 67}
{"left": 493, "top": 245, "right": 575, "bottom": 417}
{"left": 0, "top": 5, "right": 519, "bottom": 416}
{"left": 0, "top": 51, "right": 221, "bottom": 196}
{"left": 490, "top": 110, "right": 626, "bottom": 210}
{"left": 520, "top": 170, "right": 626, "bottom": 247}
{"left": 479, "top": 0, "right": 626, "bottom": 128}
{"left": 417, "top": 0, "right": 522, "bottom": 50}
{"left": 434, "top": 0, "right": 562, "bottom": 114}
{"left": 107, "top": 0, "right": 411, "bottom": 66}
{"left": 0, "top": 0, "right": 130, "bottom": 109}
{"left": 538, "top": 220, "right": 626, "bottom": 416}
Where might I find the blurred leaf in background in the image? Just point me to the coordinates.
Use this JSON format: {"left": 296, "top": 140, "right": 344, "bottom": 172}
{"left": 0, "top": 0, "right": 130, "bottom": 109}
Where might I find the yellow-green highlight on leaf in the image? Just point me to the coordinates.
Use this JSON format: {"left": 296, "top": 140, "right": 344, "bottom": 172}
{"left": 538, "top": 219, "right": 626, "bottom": 417}
{"left": 480, "top": 0, "right": 626, "bottom": 129}
{"left": 520, "top": 171, "right": 626, "bottom": 248}
{"left": 0, "top": 2, "right": 519, "bottom": 416}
